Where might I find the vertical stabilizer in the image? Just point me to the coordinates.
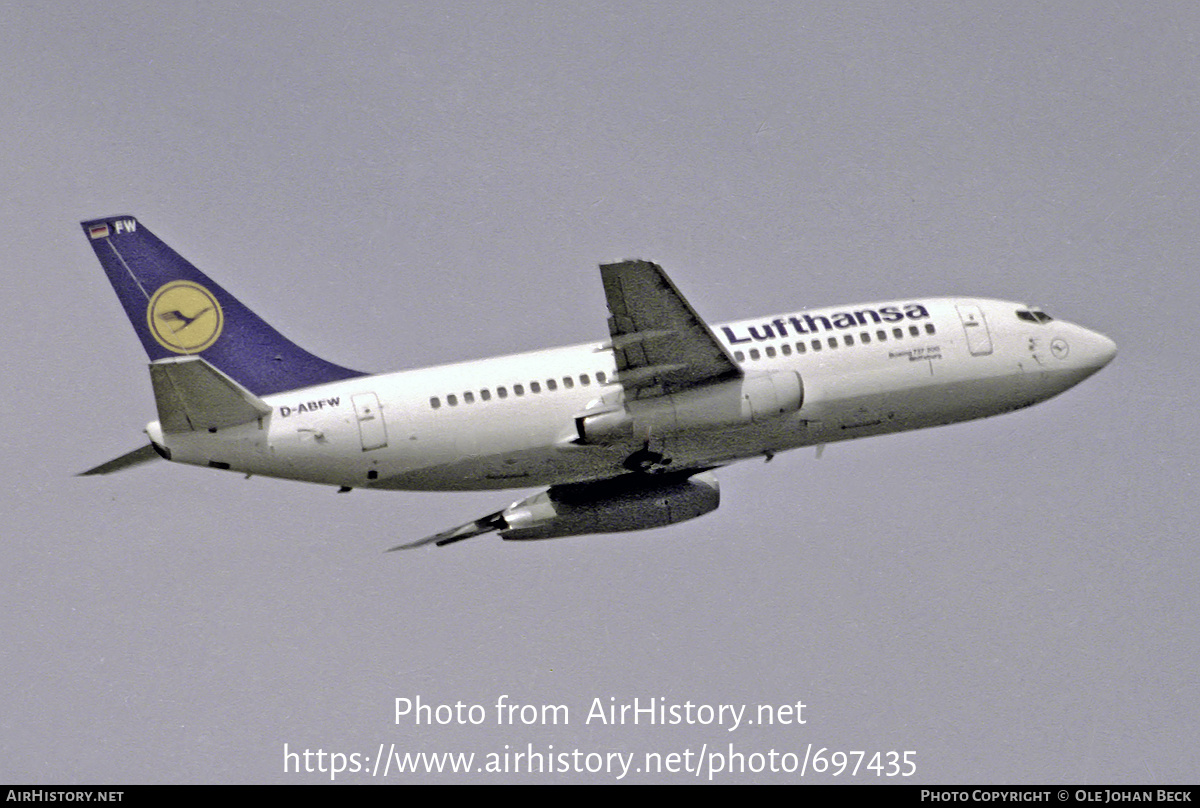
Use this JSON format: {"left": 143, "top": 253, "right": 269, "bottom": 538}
{"left": 82, "top": 215, "right": 366, "bottom": 396}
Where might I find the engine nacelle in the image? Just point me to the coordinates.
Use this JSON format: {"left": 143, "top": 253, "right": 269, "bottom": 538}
{"left": 498, "top": 472, "right": 720, "bottom": 541}
{"left": 575, "top": 371, "right": 803, "bottom": 444}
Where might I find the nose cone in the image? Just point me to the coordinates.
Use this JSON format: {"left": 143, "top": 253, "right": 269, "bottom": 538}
{"left": 1061, "top": 326, "right": 1116, "bottom": 387}
{"left": 1086, "top": 330, "right": 1118, "bottom": 370}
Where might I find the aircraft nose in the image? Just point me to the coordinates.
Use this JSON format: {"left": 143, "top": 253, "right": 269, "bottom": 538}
{"left": 1075, "top": 327, "right": 1117, "bottom": 372}
{"left": 1090, "top": 331, "right": 1117, "bottom": 368}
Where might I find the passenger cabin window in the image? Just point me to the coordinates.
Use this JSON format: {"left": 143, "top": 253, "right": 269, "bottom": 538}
{"left": 463, "top": 391, "right": 475, "bottom": 404}
{"left": 497, "top": 386, "right": 508, "bottom": 399}
{"left": 580, "top": 374, "right": 591, "bottom": 386}
{"left": 480, "top": 389, "right": 491, "bottom": 401}
{"left": 430, "top": 396, "right": 441, "bottom": 409}
{"left": 447, "top": 394, "right": 458, "bottom": 406}
{"left": 514, "top": 384, "right": 524, "bottom": 396}
{"left": 530, "top": 381, "right": 541, "bottom": 393}
{"left": 596, "top": 371, "right": 607, "bottom": 383}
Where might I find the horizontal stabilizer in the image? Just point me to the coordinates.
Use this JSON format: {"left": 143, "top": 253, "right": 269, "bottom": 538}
{"left": 151, "top": 356, "right": 272, "bottom": 432}
{"left": 79, "top": 444, "right": 161, "bottom": 476}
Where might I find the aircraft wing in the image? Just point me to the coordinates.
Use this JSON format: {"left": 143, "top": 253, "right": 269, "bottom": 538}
{"left": 388, "top": 470, "right": 721, "bottom": 550}
{"left": 387, "top": 511, "right": 506, "bottom": 551}
{"left": 600, "top": 260, "right": 741, "bottom": 399}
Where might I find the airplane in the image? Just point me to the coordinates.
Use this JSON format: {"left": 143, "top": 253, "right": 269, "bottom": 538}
{"left": 79, "top": 215, "right": 1117, "bottom": 549}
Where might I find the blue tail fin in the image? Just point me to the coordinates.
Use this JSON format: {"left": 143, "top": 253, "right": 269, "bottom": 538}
{"left": 82, "top": 215, "right": 366, "bottom": 396}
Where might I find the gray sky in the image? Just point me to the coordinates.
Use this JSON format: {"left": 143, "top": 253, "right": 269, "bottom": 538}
{"left": 2, "top": 1, "right": 1196, "bottom": 783}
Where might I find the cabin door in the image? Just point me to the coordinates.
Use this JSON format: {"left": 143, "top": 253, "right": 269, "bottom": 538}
{"left": 957, "top": 304, "right": 993, "bottom": 356}
{"left": 352, "top": 393, "right": 388, "bottom": 451}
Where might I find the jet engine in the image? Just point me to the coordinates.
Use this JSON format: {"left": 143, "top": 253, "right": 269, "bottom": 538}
{"left": 392, "top": 471, "right": 722, "bottom": 549}
{"left": 499, "top": 471, "right": 720, "bottom": 540}
{"left": 575, "top": 371, "right": 803, "bottom": 444}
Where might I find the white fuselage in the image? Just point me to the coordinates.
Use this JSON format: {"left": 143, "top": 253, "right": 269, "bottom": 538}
{"left": 148, "top": 297, "right": 1116, "bottom": 491}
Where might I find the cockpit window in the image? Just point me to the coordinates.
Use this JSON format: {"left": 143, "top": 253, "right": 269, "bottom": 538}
{"left": 1016, "top": 308, "right": 1054, "bottom": 324}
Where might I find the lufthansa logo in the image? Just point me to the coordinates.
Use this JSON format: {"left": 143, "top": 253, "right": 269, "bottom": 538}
{"left": 146, "top": 281, "right": 223, "bottom": 353}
